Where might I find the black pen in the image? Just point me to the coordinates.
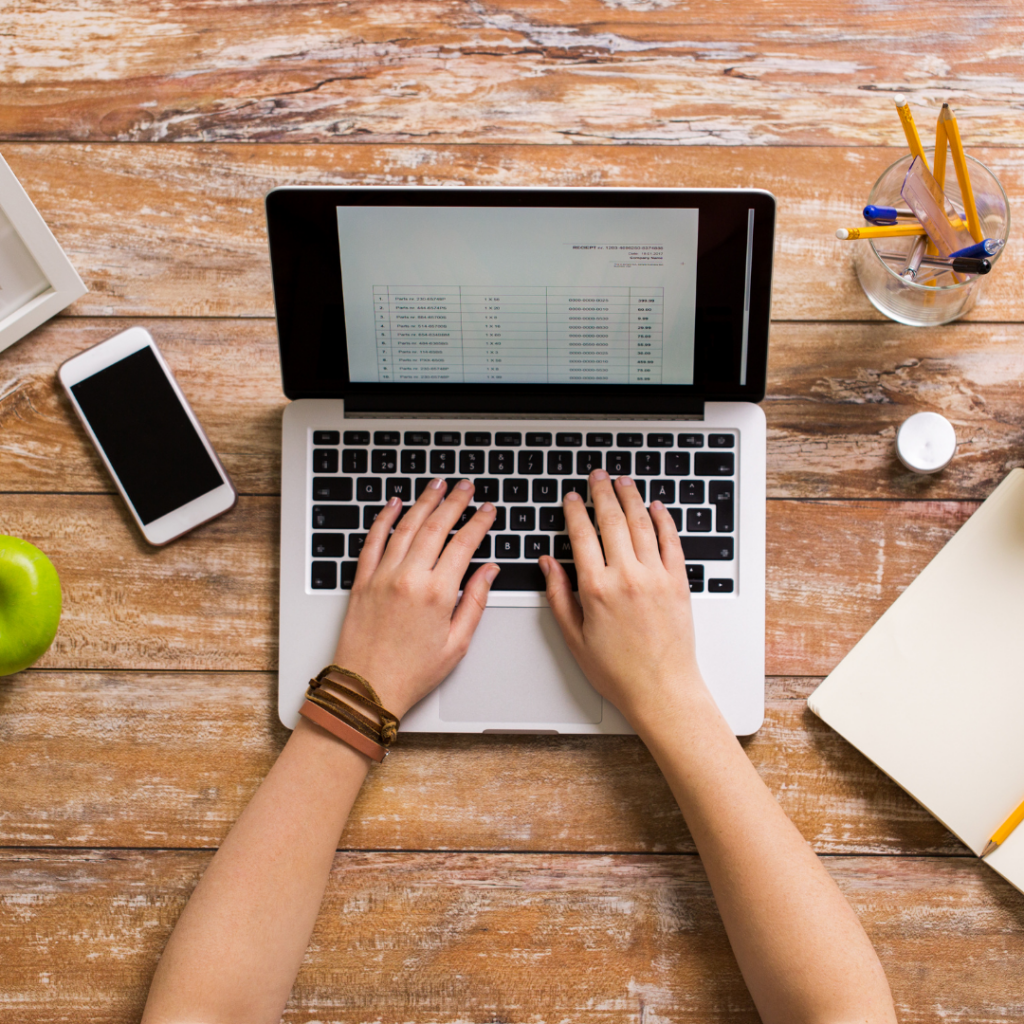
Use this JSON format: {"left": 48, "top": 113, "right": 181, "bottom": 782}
{"left": 875, "top": 250, "right": 991, "bottom": 277}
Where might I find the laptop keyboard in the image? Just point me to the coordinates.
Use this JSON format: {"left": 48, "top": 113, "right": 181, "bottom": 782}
{"left": 307, "top": 424, "right": 737, "bottom": 594}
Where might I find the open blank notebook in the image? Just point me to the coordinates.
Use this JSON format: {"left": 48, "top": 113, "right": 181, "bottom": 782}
{"left": 808, "top": 468, "right": 1024, "bottom": 895}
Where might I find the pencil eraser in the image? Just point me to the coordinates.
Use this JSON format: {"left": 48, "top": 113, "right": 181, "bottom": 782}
{"left": 896, "top": 412, "right": 957, "bottom": 474}
{"left": 836, "top": 229, "right": 850, "bottom": 239}
{"left": 894, "top": 93, "right": 907, "bottom": 107}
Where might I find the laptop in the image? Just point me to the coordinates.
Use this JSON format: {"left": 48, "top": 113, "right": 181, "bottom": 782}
{"left": 268, "top": 187, "right": 773, "bottom": 736}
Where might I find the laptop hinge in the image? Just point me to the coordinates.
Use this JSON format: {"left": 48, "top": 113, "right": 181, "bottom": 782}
{"left": 343, "top": 395, "right": 706, "bottom": 418}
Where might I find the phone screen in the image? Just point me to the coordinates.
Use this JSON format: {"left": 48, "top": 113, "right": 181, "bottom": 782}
{"left": 71, "top": 346, "right": 224, "bottom": 524}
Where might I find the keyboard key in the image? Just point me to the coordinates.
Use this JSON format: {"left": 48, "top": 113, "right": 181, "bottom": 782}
{"left": 605, "top": 451, "right": 631, "bottom": 476}
{"left": 349, "top": 533, "right": 368, "bottom": 557}
{"left": 540, "top": 508, "right": 565, "bottom": 531}
{"left": 709, "top": 578, "right": 734, "bottom": 592}
{"left": 371, "top": 449, "right": 397, "bottom": 474}
{"left": 312, "top": 505, "right": 359, "bottom": 530}
{"left": 649, "top": 480, "right": 675, "bottom": 503}
{"left": 401, "top": 449, "right": 426, "bottom": 474}
{"left": 495, "top": 535, "right": 521, "bottom": 559}
{"left": 687, "top": 508, "right": 712, "bottom": 532}
{"left": 491, "top": 507, "right": 507, "bottom": 531}
{"left": 617, "top": 432, "right": 643, "bottom": 448}
{"left": 681, "top": 537, "right": 733, "bottom": 560}
{"left": 510, "top": 507, "right": 536, "bottom": 531}
{"left": 678, "top": 433, "right": 704, "bottom": 448}
{"left": 430, "top": 450, "right": 455, "bottom": 474}
{"left": 709, "top": 434, "right": 735, "bottom": 448}
{"left": 313, "top": 430, "right": 339, "bottom": 446}
{"left": 554, "top": 535, "right": 573, "bottom": 559}
{"left": 710, "top": 481, "right": 734, "bottom": 532}
{"left": 363, "top": 505, "right": 385, "bottom": 528}
{"left": 355, "top": 477, "right": 381, "bottom": 501}
{"left": 373, "top": 431, "right": 401, "bottom": 445}
{"left": 340, "top": 561, "right": 358, "bottom": 590}
{"left": 503, "top": 479, "right": 530, "bottom": 503}
{"left": 533, "top": 479, "right": 559, "bottom": 503}
{"left": 548, "top": 450, "right": 574, "bottom": 475}
{"left": 386, "top": 477, "right": 412, "bottom": 501}
{"left": 577, "top": 450, "right": 602, "bottom": 474}
{"left": 556, "top": 432, "right": 582, "bottom": 447}
{"left": 524, "top": 535, "right": 550, "bottom": 558}
{"left": 689, "top": 580, "right": 705, "bottom": 593}
{"left": 342, "top": 449, "right": 368, "bottom": 474}
{"left": 562, "top": 479, "right": 588, "bottom": 501}
{"left": 461, "top": 561, "right": 561, "bottom": 592}
{"left": 634, "top": 480, "right": 646, "bottom": 500}
{"left": 679, "top": 480, "right": 705, "bottom": 504}
{"left": 665, "top": 507, "right": 682, "bottom": 530}
{"left": 415, "top": 477, "right": 432, "bottom": 498}
{"left": 518, "top": 450, "right": 544, "bottom": 475}
{"left": 311, "top": 561, "right": 337, "bottom": 589}
{"left": 311, "top": 533, "right": 346, "bottom": 558}
{"left": 526, "top": 432, "right": 552, "bottom": 447}
{"left": 312, "top": 477, "right": 353, "bottom": 501}
{"left": 695, "top": 452, "right": 734, "bottom": 476}
{"left": 454, "top": 504, "right": 477, "bottom": 528}
{"left": 474, "top": 478, "right": 499, "bottom": 502}
{"left": 465, "top": 431, "right": 492, "bottom": 446}
{"left": 686, "top": 564, "right": 704, "bottom": 580}
{"left": 489, "top": 450, "right": 515, "bottom": 474}
{"left": 404, "top": 430, "right": 431, "bottom": 446}
{"left": 434, "top": 431, "right": 461, "bottom": 446}
{"left": 343, "top": 430, "right": 370, "bottom": 446}
{"left": 473, "top": 535, "right": 492, "bottom": 559}
{"left": 665, "top": 452, "right": 691, "bottom": 476}
{"left": 460, "top": 450, "right": 485, "bottom": 474}
{"left": 586, "top": 432, "right": 613, "bottom": 447}
{"left": 647, "top": 433, "right": 674, "bottom": 448}
{"left": 496, "top": 431, "right": 522, "bottom": 446}
{"left": 635, "top": 452, "right": 661, "bottom": 475}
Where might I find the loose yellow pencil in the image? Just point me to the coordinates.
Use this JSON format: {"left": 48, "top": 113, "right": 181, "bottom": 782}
{"left": 982, "top": 795, "right": 1024, "bottom": 858}
{"left": 894, "top": 94, "right": 929, "bottom": 169}
{"left": 933, "top": 111, "right": 948, "bottom": 192}
{"left": 939, "top": 103, "right": 983, "bottom": 242}
{"left": 836, "top": 224, "right": 926, "bottom": 240}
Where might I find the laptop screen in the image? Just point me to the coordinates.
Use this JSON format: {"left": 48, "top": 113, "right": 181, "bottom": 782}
{"left": 336, "top": 207, "right": 702, "bottom": 387}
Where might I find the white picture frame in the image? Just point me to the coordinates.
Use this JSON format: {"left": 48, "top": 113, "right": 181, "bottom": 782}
{"left": 0, "top": 151, "right": 87, "bottom": 354}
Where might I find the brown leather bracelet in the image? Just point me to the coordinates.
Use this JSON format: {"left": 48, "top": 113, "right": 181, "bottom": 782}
{"left": 299, "top": 699, "right": 389, "bottom": 762}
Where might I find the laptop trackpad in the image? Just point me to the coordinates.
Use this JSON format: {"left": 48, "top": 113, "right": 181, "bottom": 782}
{"left": 439, "top": 606, "right": 603, "bottom": 724}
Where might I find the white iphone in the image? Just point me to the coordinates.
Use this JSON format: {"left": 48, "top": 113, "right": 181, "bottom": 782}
{"left": 58, "top": 326, "right": 237, "bottom": 545}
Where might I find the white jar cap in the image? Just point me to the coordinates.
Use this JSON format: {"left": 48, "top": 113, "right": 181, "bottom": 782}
{"left": 896, "top": 411, "right": 957, "bottom": 474}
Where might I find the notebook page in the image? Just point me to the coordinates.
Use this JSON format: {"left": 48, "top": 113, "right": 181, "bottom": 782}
{"left": 809, "top": 470, "right": 1024, "bottom": 886}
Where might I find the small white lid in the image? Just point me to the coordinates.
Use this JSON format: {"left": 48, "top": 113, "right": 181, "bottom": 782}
{"left": 896, "top": 411, "right": 957, "bottom": 474}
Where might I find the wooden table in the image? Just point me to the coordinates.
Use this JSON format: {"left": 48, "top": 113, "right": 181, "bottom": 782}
{"left": 2, "top": 3, "right": 1023, "bottom": 1020}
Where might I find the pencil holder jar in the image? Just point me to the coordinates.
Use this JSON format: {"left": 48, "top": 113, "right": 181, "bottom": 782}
{"left": 854, "top": 149, "right": 1009, "bottom": 327}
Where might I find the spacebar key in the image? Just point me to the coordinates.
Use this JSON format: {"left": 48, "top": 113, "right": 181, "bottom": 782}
{"left": 460, "top": 561, "right": 579, "bottom": 591}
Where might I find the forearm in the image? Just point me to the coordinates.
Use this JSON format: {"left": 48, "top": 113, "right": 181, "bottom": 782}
{"left": 636, "top": 689, "right": 896, "bottom": 1024}
{"left": 142, "top": 718, "right": 370, "bottom": 1024}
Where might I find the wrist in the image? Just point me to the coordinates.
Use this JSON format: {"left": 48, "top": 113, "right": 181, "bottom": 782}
{"left": 627, "top": 676, "right": 720, "bottom": 746}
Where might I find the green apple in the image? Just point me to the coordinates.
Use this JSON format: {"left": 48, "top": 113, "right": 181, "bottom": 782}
{"left": 0, "top": 536, "right": 62, "bottom": 676}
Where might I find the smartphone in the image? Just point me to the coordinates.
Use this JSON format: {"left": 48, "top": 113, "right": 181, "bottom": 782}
{"left": 58, "top": 326, "right": 237, "bottom": 545}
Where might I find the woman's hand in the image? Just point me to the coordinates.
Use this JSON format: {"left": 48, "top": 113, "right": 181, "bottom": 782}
{"left": 332, "top": 478, "right": 499, "bottom": 718}
{"left": 541, "top": 469, "right": 708, "bottom": 730}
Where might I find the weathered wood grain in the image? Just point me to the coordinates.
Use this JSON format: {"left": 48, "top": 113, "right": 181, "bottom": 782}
{"left": 4, "top": 317, "right": 1023, "bottom": 500}
{"left": 3, "top": 143, "right": 1023, "bottom": 323}
{"left": 0, "top": 494, "right": 974, "bottom": 675}
{"left": 1, "top": 849, "right": 1022, "bottom": 1024}
{"left": 0, "top": 671, "right": 961, "bottom": 855}
{"left": 2, "top": 1, "right": 1022, "bottom": 147}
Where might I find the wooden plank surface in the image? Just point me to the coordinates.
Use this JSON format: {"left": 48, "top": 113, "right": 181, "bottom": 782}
{"left": 0, "top": 494, "right": 975, "bottom": 677}
{"left": 2, "top": 850, "right": 1022, "bottom": 1024}
{"left": 3, "top": 143, "right": 1023, "bottom": 323}
{"left": 3, "top": 317, "right": 1023, "bottom": 501}
{"left": 0, "top": 671, "right": 961, "bottom": 856}
{"left": 2, "top": 1, "right": 1022, "bottom": 147}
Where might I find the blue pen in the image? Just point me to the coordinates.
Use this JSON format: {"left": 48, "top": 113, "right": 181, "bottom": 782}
{"left": 950, "top": 239, "right": 1003, "bottom": 259}
{"left": 863, "top": 204, "right": 917, "bottom": 225}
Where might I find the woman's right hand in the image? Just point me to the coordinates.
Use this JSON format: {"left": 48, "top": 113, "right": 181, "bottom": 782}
{"left": 540, "top": 469, "right": 710, "bottom": 731}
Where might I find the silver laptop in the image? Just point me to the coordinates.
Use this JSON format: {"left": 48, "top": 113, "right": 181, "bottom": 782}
{"left": 268, "top": 187, "right": 773, "bottom": 736}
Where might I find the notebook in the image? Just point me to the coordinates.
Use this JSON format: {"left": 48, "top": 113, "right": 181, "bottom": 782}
{"left": 808, "top": 468, "right": 1024, "bottom": 895}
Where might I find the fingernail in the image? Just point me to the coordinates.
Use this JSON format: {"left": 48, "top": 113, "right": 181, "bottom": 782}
{"left": 429, "top": 478, "right": 445, "bottom": 490}
{"left": 651, "top": 499, "right": 664, "bottom": 510}
{"left": 388, "top": 496, "right": 400, "bottom": 507}
{"left": 592, "top": 469, "right": 609, "bottom": 481}
{"left": 457, "top": 479, "right": 473, "bottom": 491}
{"left": 481, "top": 502, "right": 495, "bottom": 513}
{"left": 484, "top": 564, "right": 500, "bottom": 583}
{"left": 617, "top": 476, "right": 635, "bottom": 487}
{"left": 565, "top": 491, "right": 582, "bottom": 502}
{"left": 539, "top": 557, "right": 550, "bottom": 577}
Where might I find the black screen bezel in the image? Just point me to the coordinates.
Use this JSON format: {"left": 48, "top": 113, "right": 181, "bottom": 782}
{"left": 266, "top": 187, "right": 774, "bottom": 413}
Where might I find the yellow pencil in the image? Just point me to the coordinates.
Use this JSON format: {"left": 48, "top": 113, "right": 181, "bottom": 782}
{"left": 982, "top": 795, "right": 1024, "bottom": 858}
{"left": 933, "top": 112, "right": 948, "bottom": 192}
{"left": 894, "top": 94, "right": 929, "bottom": 170}
{"left": 836, "top": 224, "right": 926, "bottom": 240}
{"left": 939, "top": 103, "right": 983, "bottom": 243}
